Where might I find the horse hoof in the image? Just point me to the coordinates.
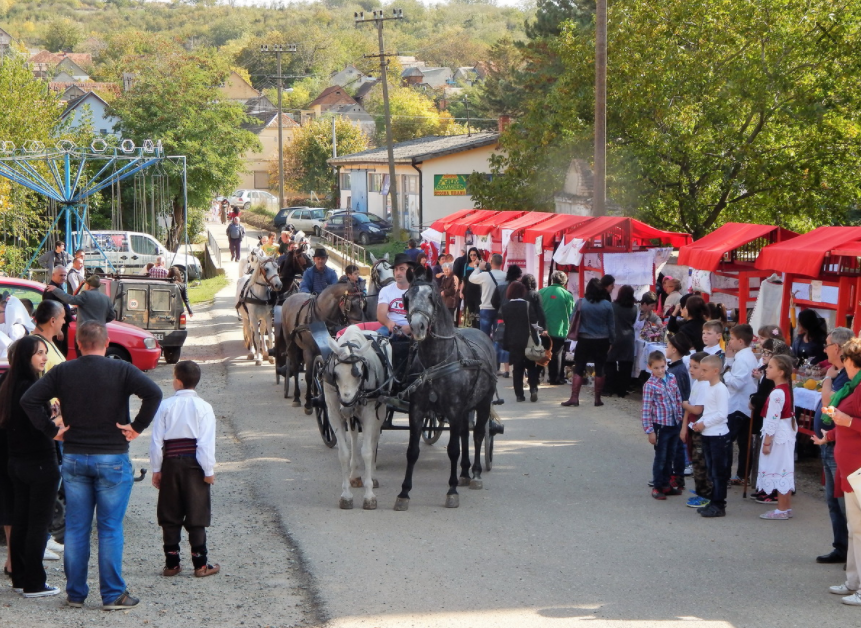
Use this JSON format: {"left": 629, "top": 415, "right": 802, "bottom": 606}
{"left": 393, "top": 497, "right": 410, "bottom": 511}
{"left": 373, "top": 479, "right": 379, "bottom": 489}
{"left": 445, "top": 494, "right": 459, "bottom": 509}
{"left": 292, "top": 400, "right": 301, "bottom": 407}
{"left": 363, "top": 498, "right": 377, "bottom": 510}
{"left": 304, "top": 407, "right": 313, "bottom": 416}
{"left": 255, "top": 359, "right": 262, "bottom": 366}
{"left": 457, "top": 477, "right": 470, "bottom": 487}
{"left": 469, "top": 479, "right": 483, "bottom": 490}
{"left": 339, "top": 497, "right": 353, "bottom": 510}
{"left": 247, "top": 354, "right": 254, "bottom": 360}
{"left": 349, "top": 478, "right": 363, "bottom": 488}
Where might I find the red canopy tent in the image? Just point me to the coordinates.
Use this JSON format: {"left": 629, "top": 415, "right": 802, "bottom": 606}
{"left": 445, "top": 209, "right": 502, "bottom": 236}
{"left": 468, "top": 211, "right": 529, "bottom": 253}
{"left": 755, "top": 226, "right": 861, "bottom": 335}
{"left": 428, "top": 208, "right": 480, "bottom": 233}
{"left": 521, "top": 214, "right": 593, "bottom": 245}
{"left": 542, "top": 217, "right": 691, "bottom": 294}
{"left": 677, "top": 223, "right": 798, "bottom": 323}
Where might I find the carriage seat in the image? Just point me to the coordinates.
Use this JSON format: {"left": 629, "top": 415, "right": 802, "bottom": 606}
{"left": 335, "top": 322, "right": 384, "bottom": 338}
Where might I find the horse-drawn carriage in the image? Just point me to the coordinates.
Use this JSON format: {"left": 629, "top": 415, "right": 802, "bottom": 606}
{"left": 277, "top": 272, "right": 504, "bottom": 511}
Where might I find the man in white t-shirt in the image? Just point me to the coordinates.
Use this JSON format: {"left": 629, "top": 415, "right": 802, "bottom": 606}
{"left": 468, "top": 253, "right": 506, "bottom": 336}
{"left": 377, "top": 253, "right": 413, "bottom": 337}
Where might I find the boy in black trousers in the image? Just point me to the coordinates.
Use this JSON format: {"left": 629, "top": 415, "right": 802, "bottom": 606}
{"left": 149, "top": 361, "right": 220, "bottom": 577}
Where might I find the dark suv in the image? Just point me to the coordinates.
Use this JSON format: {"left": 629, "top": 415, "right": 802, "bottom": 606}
{"left": 324, "top": 212, "right": 388, "bottom": 245}
{"left": 102, "top": 276, "right": 188, "bottom": 364}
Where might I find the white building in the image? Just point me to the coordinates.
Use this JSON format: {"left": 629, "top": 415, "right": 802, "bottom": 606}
{"left": 328, "top": 132, "right": 500, "bottom": 233}
{"left": 60, "top": 92, "right": 119, "bottom": 136}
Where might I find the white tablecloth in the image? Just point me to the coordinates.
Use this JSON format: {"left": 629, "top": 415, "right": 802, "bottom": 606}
{"left": 793, "top": 387, "right": 822, "bottom": 413}
{"left": 636, "top": 340, "right": 667, "bottom": 374}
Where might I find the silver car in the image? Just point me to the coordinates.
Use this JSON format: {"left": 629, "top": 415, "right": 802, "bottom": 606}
{"left": 285, "top": 207, "right": 326, "bottom": 237}
{"left": 228, "top": 189, "right": 278, "bottom": 211}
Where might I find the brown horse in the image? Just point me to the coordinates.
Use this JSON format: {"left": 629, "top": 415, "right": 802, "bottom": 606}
{"left": 279, "top": 280, "right": 365, "bottom": 413}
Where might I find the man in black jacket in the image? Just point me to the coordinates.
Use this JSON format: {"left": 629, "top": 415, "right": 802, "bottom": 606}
{"left": 43, "top": 266, "right": 73, "bottom": 355}
{"left": 22, "top": 321, "right": 162, "bottom": 611}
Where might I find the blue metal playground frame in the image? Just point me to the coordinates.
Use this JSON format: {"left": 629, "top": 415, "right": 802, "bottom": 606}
{"left": 0, "top": 139, "right": 172, "bottom": 274}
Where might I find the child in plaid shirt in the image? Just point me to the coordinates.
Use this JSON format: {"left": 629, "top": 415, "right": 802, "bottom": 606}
{"left": 642, "top": 351, "right": 684, "bottom": 500}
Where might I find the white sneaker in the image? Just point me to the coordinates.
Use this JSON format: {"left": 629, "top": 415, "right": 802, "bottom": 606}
{"left": 23, "top": 584, "right": 60, "bottom": 598}
{"left": 684, "top": 465, "right": 693, "bottom": 476}
{"left": 842, "top": 592, "right": 861, "bottom": 606}
{"left": 46, "top": 538, "right": 64, "bottom": 553}
{"left": 830, "top": 583, "right": 857, "bottom": 595}
{"left": 43, "top": 549, "right": 60, "bottom": 561}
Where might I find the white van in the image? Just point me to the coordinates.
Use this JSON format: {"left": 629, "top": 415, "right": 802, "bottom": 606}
{"left": 77, "top": 231, "right": 202, "bottom": 279}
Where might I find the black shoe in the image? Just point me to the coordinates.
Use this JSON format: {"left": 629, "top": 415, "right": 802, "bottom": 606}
{"left": 103, "top": 591, "right": 140, "bottom": 611}
{"left": 817, "top": 550, "right": 848, "bottom": 564}
{"left": 700, "top": 504, "right": 726, "bottom": 518}
{"left": 530, "top": 389, "right": 538, "bottom": 402}
{"left": 516, "top": 396, "right": 526, "bottom": 402}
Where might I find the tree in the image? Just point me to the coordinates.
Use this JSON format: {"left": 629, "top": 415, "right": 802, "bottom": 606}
{"left": 110, "top": 47, "right": 260, "bottom": 247}
{"left": 273, "top": 116, "right": 368, "bottom": 199}
{"left": 365, "top": 85, "right": 466, "bottom": 143}
{"left": 43, "top": 18, "right": 83, "bottom": 53}
{"left": 474, "top": 0, "right": 861, "bottom": 235}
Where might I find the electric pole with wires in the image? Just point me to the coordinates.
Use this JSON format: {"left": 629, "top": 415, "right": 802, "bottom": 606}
{"left": 260, "top": 43, "right": 298, "bottom": 210}
{"left": 355, "top": 9, "right": 405, "bottom": 241}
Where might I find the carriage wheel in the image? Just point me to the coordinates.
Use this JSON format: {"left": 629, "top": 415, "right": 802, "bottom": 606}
{"left": 484, "top": 430, "right": 494, "bottom": 471}
{"left": 283, "top": 369, "right": 291, "bottom": 399}
{"left": 312, "top": 355, "right": 337, "bottom": 449}
{"left": 421, "top": 412, "right": 444, "bottom": 445}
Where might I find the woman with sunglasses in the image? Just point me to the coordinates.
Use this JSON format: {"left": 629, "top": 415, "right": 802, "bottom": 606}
{"left": 459, "top": 247, "right": 483, "bottom": 329}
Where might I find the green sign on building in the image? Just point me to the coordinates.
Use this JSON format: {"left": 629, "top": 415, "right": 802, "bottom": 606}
{"left": 433, "top": 174, "right": 470, "bottom": 196}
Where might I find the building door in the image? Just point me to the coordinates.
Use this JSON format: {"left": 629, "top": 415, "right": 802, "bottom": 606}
{"left": 350, "top": 170, "right": 368, "bottom": 214}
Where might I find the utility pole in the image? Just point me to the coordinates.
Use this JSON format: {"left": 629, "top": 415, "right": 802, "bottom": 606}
{"left": 462, "top": 94, "right": 472, "bottom": 137}
{"left": 593, "top": 0, "right": 607, "bottom": 217}
{"left": 355, "top": 9, "right": 404, "bottom": 240}
{"left": 261, "top": 43, "right": 298, "bottom": 210}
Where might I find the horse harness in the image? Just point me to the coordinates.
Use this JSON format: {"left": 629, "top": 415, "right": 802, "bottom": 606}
{"left": 239, "top": 254, "right": 280, "bottom": 308}
{"left": 290, "top": 284, "right": 365, "bottom": 341}
{"left": 323, "top": 335, "right": 395, "bottom": 411}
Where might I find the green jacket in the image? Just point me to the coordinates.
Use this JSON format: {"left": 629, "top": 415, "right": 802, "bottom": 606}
{"left": 539, "top": 284, "right": 575, "bottom": 338}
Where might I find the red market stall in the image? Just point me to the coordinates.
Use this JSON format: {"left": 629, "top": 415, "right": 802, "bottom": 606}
{"left": 677, "top": 223, "right": 799, "bottom": 323}
{"left": 468, "top": 211, "right": 528, "bottom": 253}
{"left": 532, "top": 217, "right": 691, "bottom": 294}
{"left": 755, "top": 226, "right": 861, "bottom": 337}
{"left": 428, "top": 208, "right": 480, "bottom": 233}
{"left": 522, "top": 214, "right": 594, "bottom": 286}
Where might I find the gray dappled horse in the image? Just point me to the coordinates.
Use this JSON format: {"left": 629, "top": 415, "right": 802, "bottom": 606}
{"left": 322, "top": 326, "right": 392, "bottom": 510}
{"left": 279, "top": 281, "right": 366, "bottom": 413}
{"left": 237, "top": 248, "right": 282, "bottom": 365}
{"left": 394, "top": 281, "right": 497, "bottom": 511}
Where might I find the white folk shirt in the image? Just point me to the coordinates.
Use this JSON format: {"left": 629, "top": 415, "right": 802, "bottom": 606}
{"left": 149, "top": 390, "right": 217, "bottom": 477}
{"left": 693, "top": 381, "right": 730, "bottom": 436}
{"left": 723, "top": 346, "right": 758, "bottom": 416}
{"left": 378, "top": 283, "right": 408, "bottom": 328}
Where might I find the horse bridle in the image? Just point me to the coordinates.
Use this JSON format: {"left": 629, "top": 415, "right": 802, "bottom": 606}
{"left": 405, "top": 286, "right": 455, "bottom": 340}
{"left": 326, "top": 337, "right": 395, "bottom": 408}
{"left": 255, "top": 255, "right": 281, "bottom": 291}
{"left": 371, "top": 259, "right": 395, "bottom": 290}
{"left": 337, "top": 285, "right": 366, "bottom": 324}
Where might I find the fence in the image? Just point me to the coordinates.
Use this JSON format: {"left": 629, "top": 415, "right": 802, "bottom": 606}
{"left": 320, "top": 228, "right": 369, "bottom": 267}
{"left": 206, "top": 229, "right": 222, "bottom": 267}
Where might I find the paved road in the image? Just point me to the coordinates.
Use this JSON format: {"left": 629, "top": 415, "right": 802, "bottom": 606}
{"left": 206, "top": 223, "right": 855, "bottom": 628}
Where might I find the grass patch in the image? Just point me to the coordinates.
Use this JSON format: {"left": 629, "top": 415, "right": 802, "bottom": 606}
{"left": 248, "top": 203, "right": 275, "bottom": 218}
{"left": 188, "top": 273, "right": 229, "bottom": 305}
{"left": 366, "top": 240, "right": 406, "bottom": 261}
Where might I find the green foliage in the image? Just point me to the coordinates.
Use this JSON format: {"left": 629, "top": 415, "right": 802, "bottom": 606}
{"left": 43, "top": 17, "right": 83, "bottom": 52}
{"left": 109, "top": 45, "right": 260, "bottom": 246}
{"left": 275, "top": 116, "right": 368, "bottom": 200}
{"left": 365, "top": 85, "right": 466, "bottom": 143}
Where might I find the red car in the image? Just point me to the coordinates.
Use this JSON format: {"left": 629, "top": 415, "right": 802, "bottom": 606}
{"left": 0, "top": 276, "right": 161, "bottom": 371}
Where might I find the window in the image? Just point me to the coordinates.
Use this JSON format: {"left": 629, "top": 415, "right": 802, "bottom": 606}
{"left": 329, "top": 216, "right": 344, "bottom": 227}
{"left": 310, "top": 209, "right": 324, "bottom": 220}
{"left": 131, "top": 235, "right": 159, "bottom": 256}
{"left": 297, "top": 210, "right": 308, "bottom": 220}
{"left": 353, "top": 213, "right": 370, "bottom": 224}
{"left": 404, "top": 175, "right": 419, "bottom": 194}
{"left": 151, "top": 289, "right": 172, "bottom": 312}
{"left": 0, "top": 284, "right": 43, "bottom": 308}
{"left": 368, "top": 173, "right": 384, "bottom": 193}
{"left": 340, "top": 173, "right": 351, "bottom": 190}
{"left": 253, "top": 171, "right": 269, "bottom": 188}
{"left": 125, "top": 289, "right": 147, "bottom": 311}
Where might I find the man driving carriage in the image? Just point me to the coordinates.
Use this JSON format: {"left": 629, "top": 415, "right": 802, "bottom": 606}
{"left": 376, "top": 253, "right": 414, "bottom": 338}
{"left": 299, "top": 248, "right": 339, "bottom": 295}
{"left": 277, "top": 237, "right": 311, "bottom": 297}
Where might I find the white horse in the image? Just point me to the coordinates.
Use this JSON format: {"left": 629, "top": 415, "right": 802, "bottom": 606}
{"left": 364, "top": 252, "right": 394, "bottom": 320}
{"left": 323, "top": 326, "right": 392, "bottom": 510}
{"left": 237, "top": 248, "right": 282, "bottom": 365}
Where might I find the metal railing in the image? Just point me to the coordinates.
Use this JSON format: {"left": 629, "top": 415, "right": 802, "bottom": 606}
{"left": 206, "top": 229, "right": 222, "bottom": 267}
{"left": 320, "top": 228, "right": 368, "bottom": 267}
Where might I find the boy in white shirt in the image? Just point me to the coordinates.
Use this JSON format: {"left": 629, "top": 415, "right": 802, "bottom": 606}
{"left": 701, "top": 320, "right": 725, "bottom": 361}
{"left": 722, "top": 324, "right": 759, "bottom": 484}
{"left": 150, "top": 361, "right": 220, "bottom": 578}
{"left": 691, "top": 355, "right": 730, "bottom": 517}
{"left": 680, "top": 352, "right": 713, "bottom": 508}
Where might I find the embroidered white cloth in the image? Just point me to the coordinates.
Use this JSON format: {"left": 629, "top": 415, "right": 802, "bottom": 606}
{"left": 757, "top": 387, "right": 797, "bottom": 494}
{"left": 602, "top": 251, "right": 654, "bottom": 286}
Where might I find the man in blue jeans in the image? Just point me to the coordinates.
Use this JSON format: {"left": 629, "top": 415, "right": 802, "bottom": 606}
{"left": 468, "top": 253, "right": 506, "bottom": 337}
{"left": 22, "top": 321, "right": 162, "bottom": 611}
{"left": 814, "top": 327, "right": 852, "bottom": 563}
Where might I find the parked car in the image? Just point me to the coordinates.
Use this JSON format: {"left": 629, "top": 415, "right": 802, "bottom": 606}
{"left": 274, "top": 206, "right": 309, "bottom": 230}
{"left": 323, "top": 212, "right": 388, "bottom": 245}
{"left": 329, "top": 210, "right": 393, "bottom": 233}
{"left": 100, "top": 276, "right": 188, "bottom": 364}
{"left": 229, "top": 189, "right": 278, "bottom": 212}
{"left": 75, "top": 230, "right": 202, "bottom": 280}
{"left": 281, "top": 207, "right": 326, "bottom": 236}
{"left": 0, "top": 276, "right": 161, "bottom": 373}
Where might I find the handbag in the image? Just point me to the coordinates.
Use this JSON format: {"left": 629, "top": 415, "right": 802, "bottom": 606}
{"left": 524, "top": 303, "right": 546, "bottom": 362}
{"left": 567, "top": 301, "right": 581, "bottom": 341}
{"left": 493, "top": 321, "right": 505, "bottom": 343}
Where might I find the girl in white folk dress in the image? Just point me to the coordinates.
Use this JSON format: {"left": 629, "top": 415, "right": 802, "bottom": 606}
{"left": 756, "top": 354, "right": 797, "bottom": 520}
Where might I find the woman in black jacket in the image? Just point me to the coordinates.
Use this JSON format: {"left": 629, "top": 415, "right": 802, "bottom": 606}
{"left": 521, "top": 274, "right": 546, "bottom": 329}
{"left": 667, "top": 294, "right": 707, "bottom": 352}
{"left": 605, "top": 285, "right": 638, "bottom": 397}
{"left": 0, "top": 335, "right": 63, "bottom": 597}
{"left": 501, "top": 281, "right": 540, "bottom": 403}
{"left": 169, "top": 266, "right": 194, "bottom": 317}
{"left": 460, "top": 247, "right": 483, "bottom": 328}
